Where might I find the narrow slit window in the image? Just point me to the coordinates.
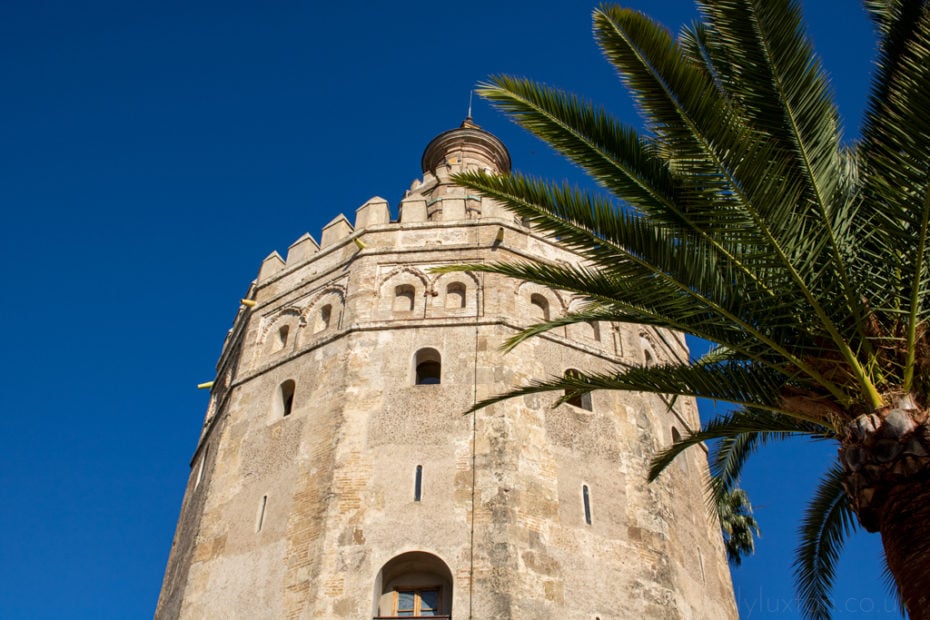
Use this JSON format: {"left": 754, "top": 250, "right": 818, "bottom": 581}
{"left": 415, "top": 348, "right": 442, "bottom": 385}
{"left": 256, "top": 495, "right": 267, "bottom": 532}
{"left": 278, "top": 380, "right": 296, "bottom": 417}
{"left": 583, "top": 484, "right": 592, "bottom": 525}
{"left": 276, "top": 325, "right": 289, "bottom": 350}
{"left": 414, "top": 465, "right": 423, "bottom": 502}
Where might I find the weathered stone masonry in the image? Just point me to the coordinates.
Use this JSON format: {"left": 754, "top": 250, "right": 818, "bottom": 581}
{"left": 156, "top": 120, "right": 738, "bottom": 619}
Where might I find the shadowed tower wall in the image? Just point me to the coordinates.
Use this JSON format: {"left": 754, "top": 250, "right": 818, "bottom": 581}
{"left": 156, "top": 120, "right": 738, "bottom": 619}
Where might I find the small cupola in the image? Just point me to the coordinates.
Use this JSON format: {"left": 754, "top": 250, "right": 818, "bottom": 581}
{"left": 420, "top": 118, "right": 511, "bottom": 176}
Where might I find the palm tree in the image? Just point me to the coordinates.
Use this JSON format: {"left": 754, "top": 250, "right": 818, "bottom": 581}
{"left": 442, "top": 1, "right": 930, "bottom": 617}
{"left": 717, "top": 487, "right": 761, "bottom": 566}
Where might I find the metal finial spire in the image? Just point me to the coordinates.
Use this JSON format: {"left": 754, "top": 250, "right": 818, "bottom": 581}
{"left": 467, "top": 90, "right": 473, "bottom": 120}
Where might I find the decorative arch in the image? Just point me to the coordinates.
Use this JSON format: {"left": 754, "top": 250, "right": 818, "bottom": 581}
{"left": 299, "top": 286, "right": 346, "bottom": 343}
{"left": 258, "top": 308, "right": 302, "bottom": 357}
{"left": 373, "top": 551, "right": 453, "bottom": 618}
{"left": 378, "top": 265, "right": 430, "bottom": 291}
{"left": 513, "top": 282, "right": 566, "bottom": 336}
{"left": 430, "top": 271, "right": 480, "bottom": 316}
{"left": 379, "top": 267, "right": 429, "bottom": 317}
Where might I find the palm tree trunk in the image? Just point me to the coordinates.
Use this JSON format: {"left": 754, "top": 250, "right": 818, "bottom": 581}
{"left": 840, "top": 401, "right": 930, "bottom": 617}
{"left": 880, "top": 477, "right": 930, "bottom": 618}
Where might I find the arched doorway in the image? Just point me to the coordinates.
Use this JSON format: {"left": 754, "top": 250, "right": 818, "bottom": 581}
{"left": 373, "top": 551, "right": 453, "bottom": 618}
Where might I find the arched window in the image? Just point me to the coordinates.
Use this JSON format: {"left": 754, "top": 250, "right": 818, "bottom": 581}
{"left": 564, "top": 369, "right": 592, "bottom": 411}
{"left": 394, "top": 284, "right": 416, "bottom": 313}
{"left": 415, "top": 348, "right": 441, "bottom": 385}
{"left": 374, "top": 552, "right": 453, "bottom": 619}
{"left": 314, "top": 304, "right": 332, "bottom": 333}
{"left": 530, "top": 293, "right": 550, "bottom": 321}
{"left": 276, "top": 325, "right": 289, "bottom": 350}
{"left": 445, "top": 282, "right": 466, "bottom": 309}
{"left": 276, "top": 380, "right": 296, "bottom": 417}
{"left": 264, "top": 321, "right": 294, "bottom": 356}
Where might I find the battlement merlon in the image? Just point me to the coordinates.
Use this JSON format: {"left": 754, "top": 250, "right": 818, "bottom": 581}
{"left": 285, "top": 233, "right": 319, "bottom": 265}
{"left": 355, "top": 196, "right": 390, "bottom": 230}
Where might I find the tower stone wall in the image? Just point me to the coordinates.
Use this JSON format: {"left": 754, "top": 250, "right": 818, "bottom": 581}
{"left": 157, "top": 121, "right": 738, "bottom": 619}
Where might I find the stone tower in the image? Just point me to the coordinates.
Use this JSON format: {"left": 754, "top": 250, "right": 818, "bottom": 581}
{"left": 156, "top": 120, "right": 738, "bottom": 619}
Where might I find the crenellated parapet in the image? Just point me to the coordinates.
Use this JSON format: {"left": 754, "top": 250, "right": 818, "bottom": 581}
{"left": 254, "top": 120, "right": 513, "bottom": 286}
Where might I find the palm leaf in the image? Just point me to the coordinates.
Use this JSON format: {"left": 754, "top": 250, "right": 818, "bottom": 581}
{"left": 467, "top": 362, "right": 799, "bottom": 425}
{"left": 794, "top": 464, "right": 859, "bottom": 620}
{"left": 859, "top": 5, "right": 930, "bottom": 382}
{"left": 699, "top": 0, "right": 869, "bottom": 350}
{"left": 447, "top": 172, "right": 856, "bottom": 404}
{"left": 648, "top": 407, "right": 829, "bottom": 482}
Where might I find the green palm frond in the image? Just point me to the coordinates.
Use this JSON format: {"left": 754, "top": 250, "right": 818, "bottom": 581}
{"left": 860, "top": 6, "right": 930, "bottom": 391}
{"left": 447, "top": 173, "right": 857, "bottom": 403}
{"left": 453, "top": 1, "right": 930, "bottom": 613}
{"left": 709, "top": 430, "right": 761, "bottom": 499}
{"left": 699, "top": 0, "right": 869, "bottom": 349}
{"left": 596, "top": 5, "right": 881, "bottom": 405}
{"left": 473, "top": 76, "right": 679, "bottom": 220}
{"left": 461, "top": 7, "right": 886, "bottom": 408}
{"left": 794, "top": 464, "right": 859, "bottom": 620}
{"left": 494, "top": 302, "right": 636, "bottom": 353}
{"left": 467, "top": 362, "right": 796, "bottom": 422}
{"left": 648, "top": 407, "right": 828, "bottom": 482}
{"left": 695, "top": 343, "right": 734, "bottom": 365}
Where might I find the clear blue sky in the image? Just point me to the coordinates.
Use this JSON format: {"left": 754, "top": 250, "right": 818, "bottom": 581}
{"left": 0, "top": 1, "right": 901, "bottom": 617}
